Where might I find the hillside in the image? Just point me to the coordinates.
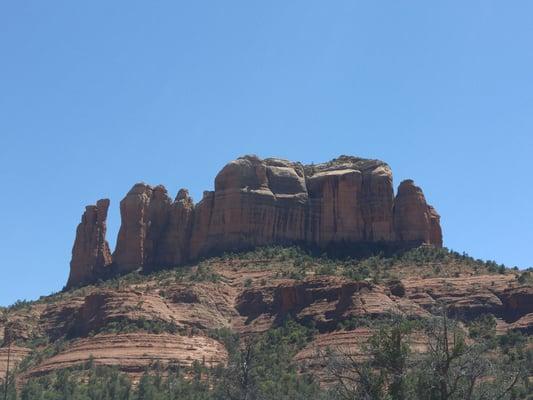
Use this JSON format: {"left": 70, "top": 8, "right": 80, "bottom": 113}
{"left": 1, "top": 155, "right": 531, "bottom": 398}
{"left": 1, "top": 246, "right": 532, "bottom": 398}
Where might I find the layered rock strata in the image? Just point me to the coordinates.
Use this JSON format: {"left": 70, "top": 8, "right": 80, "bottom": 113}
{"left": 5, "top": 256, "right": 533, "bottom": 381}
{"left": 68, "top": 155, "right": 442, "bottom": 288}
{"left": 3, "top": 266, "right": 531, "bottom": 383}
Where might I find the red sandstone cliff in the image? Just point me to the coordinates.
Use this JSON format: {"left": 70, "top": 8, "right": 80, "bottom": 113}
{"left": 67, "top": 155, "right": 442, "bottom": 288}
{"left": 67, "top": 199, "right": 112, "bottom": 288}
{"left": 393, "top": 180, "right": 443, "bottom": 247}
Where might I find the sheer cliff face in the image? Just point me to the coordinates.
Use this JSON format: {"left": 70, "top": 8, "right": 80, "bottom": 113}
{"left": 67, "top": 199, "right": 112, "bottom": 288}
{"left": 191, "top": 157, "right": 309, "bottom": 258}
{"left": 393, "top": 180, "right": 443, "bottom": 247}
{"left": 112, "top": 184, "right": 172, "bottom": 273}
{"left": 307, "top": 157, "right": 395, "bottom": 244}
{"left": 67, "top": 155, "right": 442, "bottom": 287}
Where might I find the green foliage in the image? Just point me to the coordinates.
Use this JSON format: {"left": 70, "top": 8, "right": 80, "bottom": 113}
{"left": 10, "top": 315, "right": 532, "bottom": 400}
{"left": 498, "top": 330, "right": 527, "bottom": 353}
{"left": 518, "top": 271, "right": 533, "bottom": 284}
{"left": 410, "top": 314, "right": 529, "bottom": 400}
{"left": 17, "top": 338, "right": 68, "bottom": 373}
{"left": 337, "top": 316, "right": 373, "bottom": 330}
{"left": 214, "top": 318, "right": 321, "bottom": 400}
{"left": 94, "top": 318, "right": 182, "bottom": 336}
{"left": 5, "top": 244, "right": 516, "bottom": 321}
{"left": 0, "top": 367, "right": 17, "bottom": 400}
{"left": 19, "top": 366, "right": 132, "bottom": 400}
{"left": 5, "top": 245, "right": 529, "bottom": 400}
{"left": 189, "top": 264, "right": 221, "bottom": 282}
{"left": 207, "top": 327, "right": 240, "bottom": 355}
{"left": 328, "top": 316, "right": 417, "bottom": 400}
{"left": 326, "top": 313, "right": 530, "bottom": 400}
{"left": 468, "top": 314, "right": 497, "bottom": 340}
{"left": 12, "top": 320, "right": 321, "bottom": 400}
{"left": 219, "top": 245, "right": 514, "bottom": 282}
{"left": 5, "top": 299, "right": 33, "bottom": 311}
{"left": 134, "top": 360, "right": 218, "bottom": 400}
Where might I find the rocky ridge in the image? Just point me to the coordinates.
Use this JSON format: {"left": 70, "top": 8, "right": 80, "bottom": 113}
{"left": 1, "top": 249, "right": 532, "bottom": 383}
{"left": 67, "top": 155, "right": 442, "bottom": 288}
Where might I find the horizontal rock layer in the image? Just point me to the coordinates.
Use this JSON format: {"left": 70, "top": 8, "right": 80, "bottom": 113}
{"left": 3, "top": 262, "right": 531, "bottom": 382}
{"left": 68, "top": 155, "right": 442, "bottom": 287}
{"left": 23, "top": 333, "right": 227, "bottom": 382}
{"left": 0, "top": 346, "right": 31, "bottom": 381}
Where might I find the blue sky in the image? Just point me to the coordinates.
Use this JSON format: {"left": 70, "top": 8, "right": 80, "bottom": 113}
{"left": 1, "top": 1, "right": 532, "bottom": 306}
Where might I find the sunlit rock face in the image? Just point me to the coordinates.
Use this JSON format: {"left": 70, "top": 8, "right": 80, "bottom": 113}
{"left": 393, "top": 179, "right": 443, "bottom": 247}
{"left": 191, "top": 156, "right": 309, "bottom": 258}
{"left": 306, "top": 156, "right": 395, "bottom": 244}
{"left": 67, "top": 199, "right": 112, "bottom": 288}
{"left": 67, "top": 155, "right": 442, "bottom": 288}
{"left": 112, "top": 183, "right": 173, "bottom": 273}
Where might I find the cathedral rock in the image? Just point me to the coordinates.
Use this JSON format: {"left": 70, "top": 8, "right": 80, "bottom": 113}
{"left": 66, "top": 155, "right": 442, "bottom": 288}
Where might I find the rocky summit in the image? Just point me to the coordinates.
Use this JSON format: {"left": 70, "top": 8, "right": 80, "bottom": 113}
{"left": 67, "top": 155, "right": 442, "bottom": 288}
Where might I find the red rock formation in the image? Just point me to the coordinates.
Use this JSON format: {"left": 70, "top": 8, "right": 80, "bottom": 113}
{"left": 0, "top": 346, "right": 31, "bottom": 380}
{"left": 113, "top": 184, "right": 173, "bottom": 273}
{"left": 67, "top": 199, "right": 112, "bottom": 288}
{"left": 307, "top": 157, "right": 395, "bottom": 244}
{"left": 393, "top": 180, "right": 443, "bottom": 247}
{"left": 24, "top": 333, "right": 227, "bottom": 382}
{"left": 112, "top": 184, "right": 154, "bottom": 272}
{"left": 428, "top": 206, "right": 443, "bottom": 247}
{"left": 7, "top": 259, "right": 533, "bottom": 382}
{"left": 68, "top": 155, "right": 443, "bottom": 287}
{"left": 192, "top": 156, "right": 399, "bottom": 258}
{"left": 307, "top": 169, "right": 365, "bottom": 244}
{"left": 154, "top": 189, "right": 195, "bottom": 267}
{"left": 189, "top": 190, "right": 215, "bottom": 259}
{"left": 192, "top": 156, "right": 309, "bottom": 258}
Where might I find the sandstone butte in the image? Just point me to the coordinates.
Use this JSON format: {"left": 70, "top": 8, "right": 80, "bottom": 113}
{"left": 67, "top": 155, "right": 442, "bottom": 289}
{"left": 2, "top": 151, "right": 533, "bottom": 384}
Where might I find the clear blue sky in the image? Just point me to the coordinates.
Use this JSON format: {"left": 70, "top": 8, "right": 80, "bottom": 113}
{"left": 1, "top": 1, "right": 532, "bottom": 306}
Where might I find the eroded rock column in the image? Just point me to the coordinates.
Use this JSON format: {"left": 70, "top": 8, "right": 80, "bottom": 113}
{"left": 67, "top": 199, "right": 112, "bottom": 288}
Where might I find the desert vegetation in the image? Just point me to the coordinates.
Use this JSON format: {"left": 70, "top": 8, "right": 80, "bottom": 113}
{"left": 1, "top": 246, "right": 531, "bottom": 399}
{"left": 2, "top": 313, "right": 532, "bottom": 399}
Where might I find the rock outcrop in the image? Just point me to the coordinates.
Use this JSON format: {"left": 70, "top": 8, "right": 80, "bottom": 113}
{"left": 307, "top": 157, "right": 395, "bottom": 243}
{"left": 4, "top": 259, "right": 531, "bottom": 383}
{"left": 191, "top": 157, "right": 309, "bottom": 258}
{"left": 67, "top": 199, "right": 112, "bottom": 288}
{"left": 67, "top": 155, "right": 442, "bottom": 288}
{"left": 113, "top": 184, "right": 173, "bottom": 273}
{"left": 24, "top": 333, "right": 227, "bottom": 382}
{"left": 154, "top": 189, "right": 195, "bottom": 268}
{"left": 393, "top": 180, "right": 443, "bottom": 247}
{"left": 6, "top": 151, "right": 530, "bottom": 387}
